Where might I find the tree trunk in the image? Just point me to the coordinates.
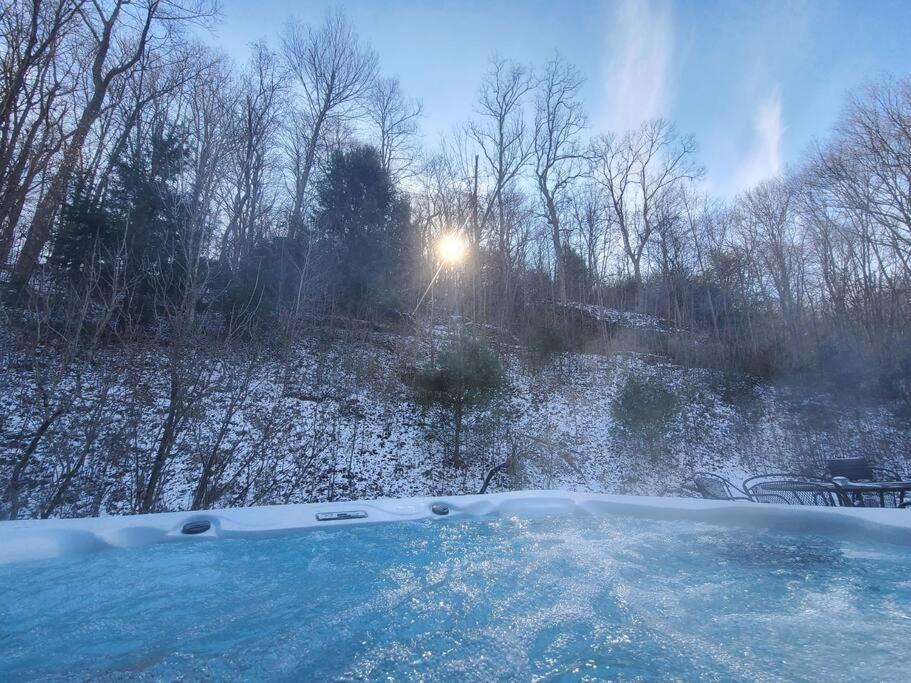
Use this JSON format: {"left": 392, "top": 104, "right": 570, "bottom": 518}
{"left": 140, "top": 373, "right": 182, "bottom": 512}
{"left": 543, "top": 188, "right": 566, "bottom": 303}
{"left": 11, "top": 92, "right": 104, "bottom": 287}
{"left": 451, "top": 398, "right": 463, "bottom": 468}
{"left": 3, "top": 407, "right": 66, "bottom": 520}
{"left": 471, "top": 153, "right": 479, "bottom": 319}
{"left": 289, "top": 101, "right": 330, "bottom": 239}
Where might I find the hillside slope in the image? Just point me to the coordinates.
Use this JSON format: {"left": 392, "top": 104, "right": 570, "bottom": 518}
{"left": 1, "top": 328, "right": 909, "bottom": 519}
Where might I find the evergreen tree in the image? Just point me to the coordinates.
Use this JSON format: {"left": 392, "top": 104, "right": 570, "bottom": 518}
{"left": 312, "top": 144, "right": 413, "bottom": 309}
{"left": 112, "top": 132, "right": 190, "bottom": 297}
{"left": 51, "top": 177, "right": 116, "bottom": 286}
{"left": 415, "top": 324, "right": 504, "bottom": 467}
{"left": 216, "top": 236, "right": 311, "bottom": 328}
{"left": 561, "top": 247, "right": 595, "bottom": 303}
{"left": 51, "top": 131, "right": 191, "bottom": 319}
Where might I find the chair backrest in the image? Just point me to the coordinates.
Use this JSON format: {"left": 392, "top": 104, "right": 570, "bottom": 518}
{"left": 826, "top": 457, "right": 874, "bottom": 481}
{"left": 871, "top": 466, "right": 902, "bottom": 481}
{"left": 854, "top": 489, "right": 903, "bottom": 508}
{"left": 745, "top": 478, "right": 848, "bottom": 507}
{"left": 692, "top": 472, "right": 748, "bottom": 501}
{"left": 742, "top": 472, "right": 815, "bottom": 491}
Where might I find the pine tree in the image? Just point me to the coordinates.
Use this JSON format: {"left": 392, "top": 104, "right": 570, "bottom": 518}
{"left": 415, "top": 324, "right": 504, "bottom": 467}
{"left": 51, "top": 177, "right": 117, "bottom": 286}
{"left": 313, "top": 144, "right": 413, "bottom": 309}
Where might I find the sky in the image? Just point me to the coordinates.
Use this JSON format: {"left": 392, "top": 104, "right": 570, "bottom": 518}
{"left": 211, "top": 0, "right": 911, "bottom": 198}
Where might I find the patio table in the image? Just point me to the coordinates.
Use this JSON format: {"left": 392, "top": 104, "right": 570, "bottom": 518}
{"left": 744, "top": 478, "right": 848, "bottom": 507}
{"left": 830, "top": 477, "right": 911, "bottom": 508}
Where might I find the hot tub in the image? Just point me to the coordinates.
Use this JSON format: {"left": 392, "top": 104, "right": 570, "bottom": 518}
{"left": 2, "top": 492, "right": 910, "bottom": 680}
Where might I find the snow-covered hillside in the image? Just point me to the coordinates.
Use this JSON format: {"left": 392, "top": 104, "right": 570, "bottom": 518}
{"left": 2, "top": 328, "right": 909, "bottom": 520}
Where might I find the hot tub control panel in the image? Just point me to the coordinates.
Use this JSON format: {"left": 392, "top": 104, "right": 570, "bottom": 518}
{"left": 315, "top": 511, "right": 368, "bottom": 522}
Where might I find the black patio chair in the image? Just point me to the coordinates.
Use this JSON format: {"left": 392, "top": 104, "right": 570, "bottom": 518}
{"left": 743, "top": 473, "right": 853, "bottom": 507}
{"left": 691, "top": 472, "right": 752, "bottom": 501}
{"left": 826, "top": 457, "right": 905, "bottom": 508}
{"left": 877, "top": 496, "right": 911, "bottom": 509}
{"left": 825, "top": 457, "right": 901, "bottom": 482}
{"left": 742, "top": 472, "right": 817, "bottom": 490}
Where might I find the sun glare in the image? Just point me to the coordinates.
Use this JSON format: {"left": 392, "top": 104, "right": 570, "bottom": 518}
{"left": 438, "top": 233, "right": 468, "bottom": 264}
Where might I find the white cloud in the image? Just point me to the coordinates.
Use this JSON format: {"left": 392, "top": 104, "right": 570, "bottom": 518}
{"left": 600, "top": 0, "right": 675, "bottom": 132}
{"left": 734, "top": 92, "right": 784, "bottom": 192}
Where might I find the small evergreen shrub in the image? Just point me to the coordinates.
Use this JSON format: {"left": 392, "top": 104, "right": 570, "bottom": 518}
{"left": 413, "top": 324, "right": 504, "bottom": 467}
{"left": 612, "top": 372, "right": 680, "bottom": 461}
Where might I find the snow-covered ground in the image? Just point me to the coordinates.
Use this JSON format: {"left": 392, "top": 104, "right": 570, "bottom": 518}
{"left": 2, "top": 328, "right": 909, "bottom": 520}
{"left": 557, "top": 301, "right": 669, "bottom": 331}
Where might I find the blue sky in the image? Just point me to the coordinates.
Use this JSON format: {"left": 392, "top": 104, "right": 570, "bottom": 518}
{"left": 213, "top": 0, "right": 911, "bottom": 197}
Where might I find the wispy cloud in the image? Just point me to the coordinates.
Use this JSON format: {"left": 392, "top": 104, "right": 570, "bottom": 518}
{"left": 600, "top": 0, "right": 675, "bottom": 132}
{"left": 734, "top": 92, "right": 784, "bottom": 192}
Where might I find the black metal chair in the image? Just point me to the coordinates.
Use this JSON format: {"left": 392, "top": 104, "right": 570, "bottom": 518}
{"left": 826, "top": 458, "right": 905, "bottom": 508}
{"left": 692, "top": 472, "right": 752, "bottom": 501}
{"left": 743, "top": 473, "right": 853, "bottom": 507}
{"left": 826, "top": 457, "right": 900, "bottom": 482}
{"left": 859, "top": 490, "right": 904, "bottom": 509}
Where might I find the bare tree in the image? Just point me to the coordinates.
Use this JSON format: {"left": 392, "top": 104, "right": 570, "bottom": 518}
{"left": 82, "top": 42, "right": 217, "bottom": 210}
{"left": 282, "top": 9, "right": 377, "bottom": 237}
{"left": 468, "top": 56, "right": 532, "bottom": 323}
{"left": 39, "top": 368, "right": 117, "bottom": 518}
{"left": 136, "top": 260, "right": 214, "bottom": 513}
{"left": 10, "top": 0, "right": 217, "bottom": 287}
{"left": 738, "top": 177, "right": 806, "bottom": 338}
{"left": 794, "top": 79, "right": 911, "bottom": 356}
{"left": 134, "top": 78, "right": 242, "bottom": 512}
{"left": 1, "top": 237, "right": 129, "bottom": 519}
{"left": 189, "top": 350, "right": 262, "bottom": 510}
{"left": 469, "top": 55, "right": 532, "bottom": 246}
{"left": 568, "top": 179, "right": 610, "bottom": 298}
{"left": 801, "top": 152, "right": 899, "bottom": 344}
{"left": 365, "top": 76, "right": 422, "bottom": 182}
{"left": 594, "top": 119, "right": 701, "bottom": 289}
{"left": 840, "top": 78, "right": 911, "bottom": 275}
{"left": 533, "top": 54, "right": 587, "bottom": 303}
{"left": 0, "top": 0, "right": 83, "bottom": 267}
{"left": 220, "top": 43, "right": 283, "bottom": 265}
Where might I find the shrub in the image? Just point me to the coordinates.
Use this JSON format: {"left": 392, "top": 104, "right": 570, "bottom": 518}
{"left": 414, "top": 324, "right": 504, "bottom": 467}
{"left": 611, "top": 372, "right": 680, "bottom": 460}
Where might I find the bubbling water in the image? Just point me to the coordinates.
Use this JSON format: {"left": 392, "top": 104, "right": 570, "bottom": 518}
{"left": 2, "top": 512, "right": 910, "bottom": 681}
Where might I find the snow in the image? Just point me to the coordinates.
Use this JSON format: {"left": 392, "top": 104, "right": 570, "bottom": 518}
{"left": 557, "top": 301, "right": 669, "bottom": 331}
{"left": 2, "top": 327, "right": 910, "bottom": 520}
{"left": 2, "top": 489, "right": 910, "bottom": 565}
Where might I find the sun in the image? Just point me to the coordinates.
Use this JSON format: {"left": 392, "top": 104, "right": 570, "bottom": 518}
{"left": 438, "top": 233, "right": 468, "bottom": 264}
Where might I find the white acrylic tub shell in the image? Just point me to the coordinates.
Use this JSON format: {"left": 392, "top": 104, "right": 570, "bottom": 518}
{"left": 2, "top": 491, "right": 911, "bottom": 565}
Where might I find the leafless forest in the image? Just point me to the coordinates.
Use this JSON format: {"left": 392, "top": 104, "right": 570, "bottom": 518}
{"left": 1, "top": 1, "right": 910, "bottom": 519}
